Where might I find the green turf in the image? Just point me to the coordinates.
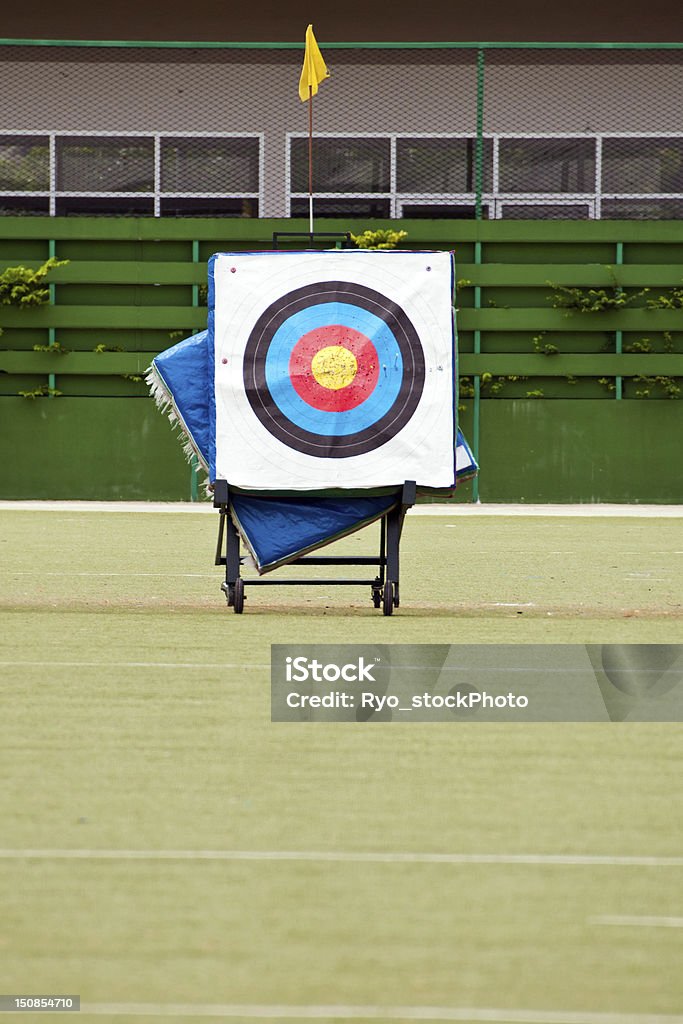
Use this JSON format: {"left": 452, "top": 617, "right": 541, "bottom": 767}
{"left": 1, "top": 509, "right": 682, "bottom": 1024}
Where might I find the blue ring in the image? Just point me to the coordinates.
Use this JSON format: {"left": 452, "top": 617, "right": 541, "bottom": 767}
{"left": 264, "top": 303, "right": 403, "bottom": 436}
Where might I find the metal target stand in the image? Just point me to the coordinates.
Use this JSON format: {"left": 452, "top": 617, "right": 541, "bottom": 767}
{"left": 213, "top": 480, "right": 416, "bottom": 615}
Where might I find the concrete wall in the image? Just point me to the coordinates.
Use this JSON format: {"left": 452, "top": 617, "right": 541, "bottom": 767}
{"left": 1, "top": 0, "right": 682, "bottom": 44}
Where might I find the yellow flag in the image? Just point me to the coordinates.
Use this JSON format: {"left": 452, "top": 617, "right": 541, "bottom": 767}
{"left": 298, "top": 24, "right": 329, "bottom": 102}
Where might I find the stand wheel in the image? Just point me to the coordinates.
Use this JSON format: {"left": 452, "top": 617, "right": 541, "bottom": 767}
{"left": 394, "top": 585, "right": 400, "bottom": 608}
{"left": 383, "top": 581, "right": 394, "bottom": 616}
{"left": 221, "top": 581, "right": 234, "bottom": 607}
{"left": 371, "top": 581, "right": 382, "bottom": 608}
{"left": 233, "top": 578, "right": 245, "bottom": 614}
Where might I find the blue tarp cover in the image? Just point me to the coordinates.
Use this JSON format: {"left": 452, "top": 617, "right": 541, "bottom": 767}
{"left": 231, "top": 492, "right": 398, "bottom": 573}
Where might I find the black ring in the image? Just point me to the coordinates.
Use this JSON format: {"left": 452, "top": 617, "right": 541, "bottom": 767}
{"left": 242, "top": 281, "right": 425, "bottom": 459}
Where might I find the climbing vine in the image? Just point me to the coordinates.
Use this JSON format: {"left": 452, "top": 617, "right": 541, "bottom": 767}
{"left": 0, "top": 257, "right": 68, "bottom": 308}
{"left": 351, "top": 229, "right": 408, "bottom": 250}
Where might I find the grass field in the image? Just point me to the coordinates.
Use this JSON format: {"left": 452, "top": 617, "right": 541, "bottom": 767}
{"left": 1, "top": 504, "right": 682, "bottom": 1024}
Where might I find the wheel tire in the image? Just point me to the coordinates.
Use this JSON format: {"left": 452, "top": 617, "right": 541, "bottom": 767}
{"left": 233, "top": 578, "right": 245, "bottom": 614}
{"left": 382, "top": 581, "right": 394, "bottom": 616}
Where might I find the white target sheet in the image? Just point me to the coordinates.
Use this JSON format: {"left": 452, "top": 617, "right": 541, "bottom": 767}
{"left": 210, "top": 249, "right": 456, "bottom": 490}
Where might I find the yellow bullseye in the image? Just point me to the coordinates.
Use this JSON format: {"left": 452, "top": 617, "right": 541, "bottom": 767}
{"left": 311, "top": 345, "right": 358, "bottom": 390}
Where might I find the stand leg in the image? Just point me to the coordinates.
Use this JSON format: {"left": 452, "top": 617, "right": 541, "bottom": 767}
{"left": 391, "top": 480, "right": 415, "bottom": 609}
{"left": 381, "top": 482, "right": 415, "bottom": 615}
{"left": 214, "top": 510, "right": 226, "bottom": 566}
{"left": 381, "top": 507, "right": 400, "bottom": 615}
{"left": 225, "top": 516, "right": 241, "bottom": 586}
{"left": 214, "top": 481, "right": 244, "bottom": 611}
{"left": 219, "top": 517, "right": 244, "bottom": 612}
{"left": 371, "top": 517, "right": 386, "bottom": 608}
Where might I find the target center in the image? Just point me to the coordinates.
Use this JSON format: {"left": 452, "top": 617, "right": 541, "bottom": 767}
{"left": 311, "top": 345, "right": 358, "bottom": 390}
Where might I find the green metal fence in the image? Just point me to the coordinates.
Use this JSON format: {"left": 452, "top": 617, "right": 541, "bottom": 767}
{"left": 1, "top": 216, "right": 681, "bottom": 502}
{"left": 2, "top": 40, "right": 683, "bottom": 221}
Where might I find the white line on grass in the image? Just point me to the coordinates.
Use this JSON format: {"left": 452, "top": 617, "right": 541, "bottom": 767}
{"left": 4, "top": 662, "right": 675, "bottom": 677}
{"left": 10, "top": 571, "right": 215, "bottom": 578}
{"left": 427, "top": 505, "right": 683, "bottom": 518}
{"left": 0, "top": 661, "right": 267, "bottom": 670}
{"left": 589, "top": 915, "right": 683, "bottom": 928}
{"left": 2, "top": 501, "right": 683, "bottom": 517}
{"left": 76, "top": 1003, "right": 683, "bottom": 1022}
{"left": 1, "top": 850, "right": 682, "bottom": 866}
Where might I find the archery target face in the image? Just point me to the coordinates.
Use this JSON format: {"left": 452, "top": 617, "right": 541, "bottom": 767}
{"left": 211, "top": 250, "right": 456, "bottom": 490}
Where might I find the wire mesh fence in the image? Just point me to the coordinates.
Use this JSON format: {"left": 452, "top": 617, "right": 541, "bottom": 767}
{"left": 1, "top": 41, "right": 682, "bottom": 219}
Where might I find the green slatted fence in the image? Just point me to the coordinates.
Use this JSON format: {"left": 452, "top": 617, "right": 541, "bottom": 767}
{"left": 1, "top": 217, "right": 682, "bottom": 502}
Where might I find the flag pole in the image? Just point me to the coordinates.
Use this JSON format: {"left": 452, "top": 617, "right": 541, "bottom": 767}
{"left": 299, "top": 24, "right": 328, "bottom": 235}
{"left": 308, "top": 84, "right": 314, "bottom": 234}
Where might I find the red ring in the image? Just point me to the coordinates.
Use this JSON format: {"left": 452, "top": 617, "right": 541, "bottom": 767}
{"left": 289, "top": 325, "right": 380, "bottom": 412}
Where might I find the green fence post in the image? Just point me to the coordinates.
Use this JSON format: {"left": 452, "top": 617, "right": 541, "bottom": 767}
{"left": 471, "top": 49, "right": 485, "bottom": 499}
{"left": 475, "top": 48, "right": 485, "bottom": 222}
{"left": 472, "top": 239, "right": 483, "bottom": 502}
{"left": 190, "top": 239, "right": 201, "bottom": 501}
{"left": 615, "top": 240, "right": 624, "bottom": 400}
{"left": 48, "top": 239, "right": 57, "bottom": 396}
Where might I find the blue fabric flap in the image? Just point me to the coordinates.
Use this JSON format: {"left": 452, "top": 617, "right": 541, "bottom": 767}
{"left": 231, "top": 492, "right": 398, "bottom": 573}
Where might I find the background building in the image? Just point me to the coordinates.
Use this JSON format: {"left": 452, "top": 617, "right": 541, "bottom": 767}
{"left": 1, "top": 0, "right": 680, "bottom": 43}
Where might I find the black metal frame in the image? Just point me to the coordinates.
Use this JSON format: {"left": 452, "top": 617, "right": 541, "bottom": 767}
{"left": 271, "top": 231, "right": 354, "bottom": 249}
{"left": 213, "top": 480, "right": 416, "bottom": 615}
